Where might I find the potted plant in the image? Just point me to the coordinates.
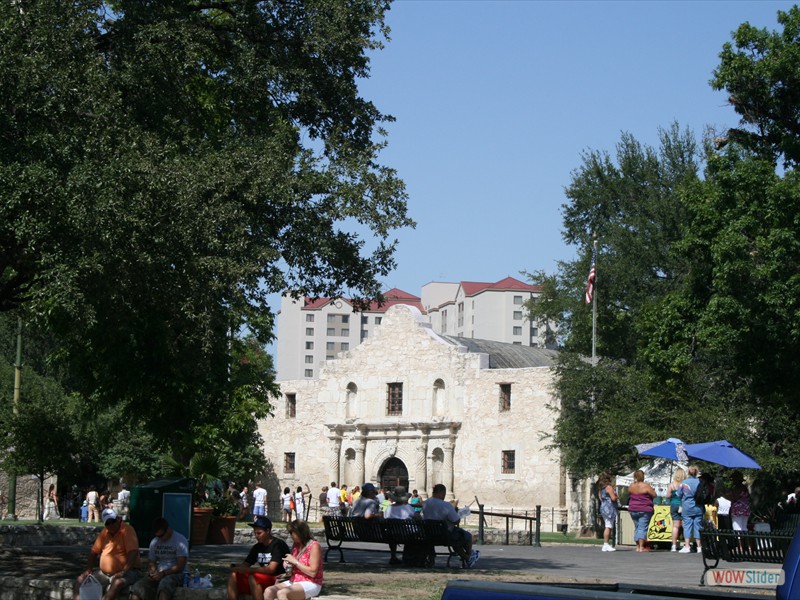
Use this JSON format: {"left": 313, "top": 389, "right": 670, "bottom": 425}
{"left": 162, "top": 453, "right": 220, "bottom": 545}
{"left": 208, "top": 494, "right": 241, "bottom": 544}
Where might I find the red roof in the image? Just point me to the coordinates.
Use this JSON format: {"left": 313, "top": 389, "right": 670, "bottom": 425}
{"left": 302, "top": 288, "right": 424, "bottom": 314}
{"left": 460, "top": 276, "right": 542, "bottom": 297}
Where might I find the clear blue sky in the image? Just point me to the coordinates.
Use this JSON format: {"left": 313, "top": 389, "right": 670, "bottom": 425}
{"left": 353, "top": 0, "right": 796, "bottom": 293}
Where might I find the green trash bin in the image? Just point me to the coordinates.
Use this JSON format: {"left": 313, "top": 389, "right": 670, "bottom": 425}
{"left": 130, "top": 478, "right": 195, "bottom": 546}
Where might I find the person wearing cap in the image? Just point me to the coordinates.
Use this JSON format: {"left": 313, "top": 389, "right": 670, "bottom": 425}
{"left": 74, "top": 508, "right": 143, "bottom": 599}
{"left": 350, "top": 483, "right": 381, "bottom": 519}
{"left": 130, "top": 517, "right": 188, "bottom": 600}
{"left": 385, "top": 486, "right": 416, "bottom": 566}
{"left": 227, "top": 515, "right": 290, "bottom": 600}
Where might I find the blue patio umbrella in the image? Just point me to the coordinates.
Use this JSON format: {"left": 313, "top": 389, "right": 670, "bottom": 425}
{"left": 635, "top": 438, "right": 688, "bottom": 462}
{"left": 684, "top": 440, "right": 761, "bottom": 469}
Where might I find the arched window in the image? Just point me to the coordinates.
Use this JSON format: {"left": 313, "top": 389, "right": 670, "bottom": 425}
{"left": 432, "top": 379, "right": 445, "bottom": 416}
{"left": 346, "top": 382, "right": 358, "bottom": 418}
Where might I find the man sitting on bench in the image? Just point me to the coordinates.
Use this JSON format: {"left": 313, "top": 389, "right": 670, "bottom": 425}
{"left": 422, "top": 484, "right": 479, "bottom": 568}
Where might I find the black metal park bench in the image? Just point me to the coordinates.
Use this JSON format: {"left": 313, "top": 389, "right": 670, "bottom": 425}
{"left": 322, "top": 515, "right": 465, "bottom": 567}
{"left": 699, "top": 527, "right": 795, "bottom": 586}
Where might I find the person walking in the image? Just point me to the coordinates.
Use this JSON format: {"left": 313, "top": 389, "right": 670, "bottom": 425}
{"left": 597, "top": 474, "right": 617, "bottom": 552}
{"left": 43, "top": 484, "right": 60, "bottom": 520}
{"left": 252, "top": 483, "right": 267, "bottom": 520}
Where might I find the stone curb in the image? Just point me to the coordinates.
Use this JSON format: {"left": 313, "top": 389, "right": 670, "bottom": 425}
{"left": 0, "top": 577, "right": 372, "bottom": 600}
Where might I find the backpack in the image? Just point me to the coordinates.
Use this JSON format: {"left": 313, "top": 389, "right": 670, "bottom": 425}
{"left": 693, "top": 480, "right": 710, "bottom": 506}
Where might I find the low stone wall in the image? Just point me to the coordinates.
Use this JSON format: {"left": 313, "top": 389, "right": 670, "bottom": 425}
{"left": 0, "top": 523, "right": 529, "bottom": 548}
{"left": 0, "top": 524, "right": 98, "bottom": 547}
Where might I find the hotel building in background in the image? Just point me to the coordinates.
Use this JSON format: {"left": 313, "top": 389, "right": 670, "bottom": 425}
{"left": 276, "top": 276, "right": 554, "bottom": 381}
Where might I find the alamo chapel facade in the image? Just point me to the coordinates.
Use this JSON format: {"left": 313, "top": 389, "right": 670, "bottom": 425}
{"left": 261, "top": 304, "right": 591, "bottom": 530}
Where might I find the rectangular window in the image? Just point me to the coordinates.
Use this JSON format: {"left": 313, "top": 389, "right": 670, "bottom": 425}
{"left": 284, "top": 452, "right": 296, "bottom": 474}
{"left": 286, "top": 393, "right": 296, "bottom": 418}
{"left": 499, "top": 383, "right": 511, "bottom": 412}
{"left": 513, "top": 326, "right": 522, "bottom": 335}
{"left": 341, "top": 328, "right": 349, "bottom": 337}
{"left": 304, "top": 355, "right": 313, "bottom": 364}
{"left": 304, "top": 369, "right": 313, "bottom": 377}
{"left": 341, "top": 343, "right": 349, "bottom": 351}
{"left": 305, "top": 327, "right": 314, "bottom": 336}
{"left": 327, "top": 327, "right": 335, "bottom": 336}
{"left": 361, "top": 331, "right": 369, "bottom": 340}
{"left": 326, "top": 341, "right": 335, "bottom": 350}
{"left": 513, "top": 311, "right": 522, "bottom": 320}
{"left": 513, "top": 295, "right": 523, "bottom": 305}
{"left": 375, "top": 316, "right": 382, "bottom": 325}
{"left": 327, "top": 314, "right": 335, "bottom": 323}
{"left": 387, "top": 382, "right": 403, "bottom": 416}
{"left": 305, "top": 314, "right": 314, "bottom": 322}
{"left": 305, "top": 341, "right": 314, "bottom": 350}
{"left": 341, "top": 315, "right": 349, "bottom": 324}
{"left": 361, "top": 315, "right": 368, "bottom": 324}
{"left": 502, "top": 450, "right": 516, "bottom": 474}
{"left": 531, "top": 327, "right": 539, "bottom": 337}
{"left": 326, "top": 355, "right": 334, "bottom": 360}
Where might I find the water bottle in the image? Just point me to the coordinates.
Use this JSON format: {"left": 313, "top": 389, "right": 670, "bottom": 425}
{"left": 182, "top": 568, "right": 189, "bottom": 588}
{"left": 193, "top": 568, "right": 200, "bottom": 588}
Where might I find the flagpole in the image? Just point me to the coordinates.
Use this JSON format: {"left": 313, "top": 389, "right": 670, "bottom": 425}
{"left": 592, "top": 236, "right": 597, "bottom": 367}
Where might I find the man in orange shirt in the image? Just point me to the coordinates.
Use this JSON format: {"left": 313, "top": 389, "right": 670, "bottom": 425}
{"left": 75, "top": 508, "right": 143, "bottom": 599}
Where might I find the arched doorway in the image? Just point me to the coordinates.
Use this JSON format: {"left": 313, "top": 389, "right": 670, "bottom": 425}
{"left": 379, "top": 457, "right": 408, "bottom": 490}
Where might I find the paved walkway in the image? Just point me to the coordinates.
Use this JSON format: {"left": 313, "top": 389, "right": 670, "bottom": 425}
{"left": 189, "top": 541, "right": 777, "bottom": 597}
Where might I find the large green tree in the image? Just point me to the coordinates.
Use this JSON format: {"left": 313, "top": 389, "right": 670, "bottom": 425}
{"left": 712, "top": 6, "right": 800, "bottom": 166}
{"left": 0, "top": 1, "right": 412, "bottom": 458}
{"left": 536, "top": 7, "right": 800, "bottom": 481}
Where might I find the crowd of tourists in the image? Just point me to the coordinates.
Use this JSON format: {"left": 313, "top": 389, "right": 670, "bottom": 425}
{"left": 597, "top": 466, "right": 769, "bottom": 553}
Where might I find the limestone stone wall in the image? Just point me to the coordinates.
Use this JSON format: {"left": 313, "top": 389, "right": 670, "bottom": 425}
{"left": 263, "top": 305, "right": 584, "bottom": 524}
{"left": 0, "top": 472, "right": 56, "bottom": 520}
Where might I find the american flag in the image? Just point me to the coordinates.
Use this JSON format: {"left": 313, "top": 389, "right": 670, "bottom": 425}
{"left": 584, "top": 248, "right": 596, "bottom": 305}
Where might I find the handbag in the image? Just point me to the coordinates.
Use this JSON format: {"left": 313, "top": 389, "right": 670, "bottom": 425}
{"left": 80, "top": 574, "right": 103, "bottom": 600}
{"left": 289, "top": 495, "right": 296, "bottom": 511}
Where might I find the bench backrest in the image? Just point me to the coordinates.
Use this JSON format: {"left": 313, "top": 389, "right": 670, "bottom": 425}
{"left": 323, "top": 515, "right": 452, "bottom": 545}
{"left": 701, "top": 528, "right": 794, "bottom": 564}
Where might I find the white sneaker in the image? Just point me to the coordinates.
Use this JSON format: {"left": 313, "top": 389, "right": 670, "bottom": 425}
{"left": 604, "top": 544, "right": 616, "bottom": 552}
{"left": 467, "top": 550, "right": 480, "bottom": 568}
{"left": 678, "top": 546, "right": 692, "bottom": 553}
{"left": 671, "top": 545, "right": 677, "bottom": 552}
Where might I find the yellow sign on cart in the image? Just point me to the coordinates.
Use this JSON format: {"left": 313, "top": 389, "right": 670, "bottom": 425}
{"left": 647, "top": 505, "right": 673, "bottom": 542}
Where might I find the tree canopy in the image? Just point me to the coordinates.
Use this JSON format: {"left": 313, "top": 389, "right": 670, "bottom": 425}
{"left": 0, "top": 0, "right": 412, "bottom": 467}
{"left": 530, "top": 7, "right": 800, "bottom": 484}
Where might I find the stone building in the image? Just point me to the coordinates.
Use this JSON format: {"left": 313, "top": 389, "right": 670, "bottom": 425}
{"left": 0, "top": 473, "right": 56, "bottom": 520}
{"left": 261, "top": 304, "right": 588, "bottom": 529}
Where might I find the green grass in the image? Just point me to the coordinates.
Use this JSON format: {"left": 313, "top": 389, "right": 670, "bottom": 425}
{"left": 537, "top": 532, "right": 602, "bottom": 545}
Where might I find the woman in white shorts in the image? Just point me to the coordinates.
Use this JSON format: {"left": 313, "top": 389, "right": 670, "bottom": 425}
{"left": 264, "top": 520, "right": 322, "bottom": 600}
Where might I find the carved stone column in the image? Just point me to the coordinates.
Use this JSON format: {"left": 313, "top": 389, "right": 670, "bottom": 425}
{"left": 329, "top": 432, "right": 342, "bottom": 485}
{"left": 443, "top": 437, "right": 456, "bottom": 501}
{"left": 355, "top": 426, "right": 368, "bottom": 484}
{"left": 415, "top": 432, "right": 429, "bottom": 497}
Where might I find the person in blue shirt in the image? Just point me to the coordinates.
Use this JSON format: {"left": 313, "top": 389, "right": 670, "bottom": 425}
{"left": 677, "top": 466, "right": 704, "bottom": 553}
